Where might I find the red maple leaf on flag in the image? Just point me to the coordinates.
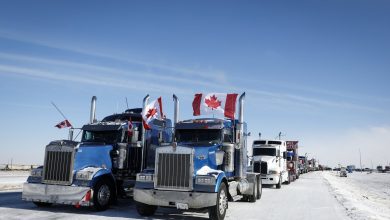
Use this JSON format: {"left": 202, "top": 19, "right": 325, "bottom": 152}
{"left": 205, "top": 95, "right": 221, "bottom": 110}
{"left": 146, "top": 108, "right": 157, "bottom": 119}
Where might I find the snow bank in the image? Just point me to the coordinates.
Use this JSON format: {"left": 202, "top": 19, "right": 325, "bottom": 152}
{"left": 323, "top": 171, "right": 390, "bottom": 220}
{"left": 0, "top": 171, "right": 29, "bottom": 191}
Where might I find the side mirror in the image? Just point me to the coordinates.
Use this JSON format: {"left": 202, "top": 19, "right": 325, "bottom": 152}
{"left": 283, "top": 152, "right": 287, "bottom": 159}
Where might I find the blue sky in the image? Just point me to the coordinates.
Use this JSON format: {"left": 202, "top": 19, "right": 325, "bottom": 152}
{"left": 0, "top": 0, "right": 389, "bottom": 168}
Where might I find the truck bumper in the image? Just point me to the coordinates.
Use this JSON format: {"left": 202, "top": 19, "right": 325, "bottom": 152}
{"left": 261, "top": 174, "right": 280, "bottom": 185}
{"left": 22, "top": 183, "right": 91, "bottom": 206}
{"left": 134, "top": 188, "right": 217, "bottom": 209}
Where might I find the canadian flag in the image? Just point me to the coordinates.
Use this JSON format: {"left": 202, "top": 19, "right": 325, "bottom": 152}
{"left": 192, "top": 93, "right": 238, "bottom": 119}
{"left": 55, "top": 119, "right": 72, "bottom": 129}
{"left": 141, "top": 97, "right": 164, "bottom": 129}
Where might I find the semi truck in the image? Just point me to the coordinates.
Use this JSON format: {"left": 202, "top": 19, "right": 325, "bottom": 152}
{"left": 22, "top": 96, "right": 172, "bottom": 211}
{"left": 298, "top": 155, "right": 308, "bottom": 174}
{"left": 134, "top": 93, "right": 262, "bottom": 220}
{"left": 252, "top": 139, "right": 288, "bottom": 188}
{"left": 286, "top": 141, "right": 299, "bottom": 182}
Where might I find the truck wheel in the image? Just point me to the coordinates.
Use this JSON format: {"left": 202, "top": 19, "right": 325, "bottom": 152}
{"left": 93, "top": 178, "right": 113, "bottom": 211}
{"left": 256, "top": 177, "right": 262, "bottom": 200}
{"left": 135, "top": 202, "right": 157, "bottom": 216}
{"left": 276, "top": 175, "right": 282, "bottom": 189}
{"left": 248, "top": 178, "right": 257, "bottom": 203}
{"left": 33, "top": 201, "right": 52, "bottom": 207}
{"left": 209, "top": 182, "right": 228, "bottom": 220}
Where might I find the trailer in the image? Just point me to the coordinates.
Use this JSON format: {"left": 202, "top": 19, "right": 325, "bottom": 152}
{"left": 22, "top": 96, "right": 172, "bottom": 211}
{"left": 286, "top": 141, "right": 299, "bottom": 182}
{"left": 134, "top": 93, "right": 261, "bottom": 220}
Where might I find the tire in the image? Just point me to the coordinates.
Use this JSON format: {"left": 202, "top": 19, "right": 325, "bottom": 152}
{"left": 136, "top": 202, "right": 157, "bottom": 216}
{"left": 209, "top": 182, "right": 228, "bottom": 220}
{"left": 93, "top": 178, "right": 114, "bottom": 211}
{"left": 276, "top": 175, "right": 282, "bottom": 189}
{"left": 256, "top": 177, "right": 262, "bottom": 200}
{"left": 33, "top": 201, "right": 52, "bottom": 207}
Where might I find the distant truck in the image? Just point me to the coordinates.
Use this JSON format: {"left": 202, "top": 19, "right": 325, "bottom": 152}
{"left": 252, "top": 140, "right": 289, "bottom": 188}
{"left": 22, "top": 96, "right": 172, "bottom": 211}
{"left": 134, "top": 93, "right": 262, "bottom": 220}
{"left": 286, "top": 141, "right": 299, "bottom": 182}
{"left": 298, "top": 155, "right": 308, "bottom": 174}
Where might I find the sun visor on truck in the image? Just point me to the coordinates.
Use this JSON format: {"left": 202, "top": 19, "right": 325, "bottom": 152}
{"left": 82, "top": 124, "right": 122, "bottom": 131}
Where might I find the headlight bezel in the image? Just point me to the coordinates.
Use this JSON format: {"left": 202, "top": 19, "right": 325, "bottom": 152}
{"left": 136, "top": 173, "right": 154, "bottom": 182}
{"left": 195, "top": 175, "right": 216, "bottom": 185}
{"left": 75, "top": 171, "right": 93, "bottom": 180}
{"left": 30, "top": 168, "right": 43, "bottom": 177}
{"left": 268, "top": 170, "right": 280, "bottom": 175}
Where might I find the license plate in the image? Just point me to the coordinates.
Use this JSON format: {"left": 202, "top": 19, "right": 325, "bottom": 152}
{"left": 176, "top": 202, "right": 189, "bottom": 210}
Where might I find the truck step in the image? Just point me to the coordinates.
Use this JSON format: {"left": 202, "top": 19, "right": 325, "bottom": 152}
{"left": 232, "top": 195, "right": 243, "bottom": 201}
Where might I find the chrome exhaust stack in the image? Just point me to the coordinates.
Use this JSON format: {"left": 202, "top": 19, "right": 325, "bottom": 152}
{"left": 238, "top": 92, "right": 245, "bottom": 124}
{"left": 173, "top": 94, "right": 179, "bottom": 125}
{"left": 90, "top": 96, "right": 97, "bottom": 124}
{"left": 237, "top": 92, "right": 246, "bottom": 178}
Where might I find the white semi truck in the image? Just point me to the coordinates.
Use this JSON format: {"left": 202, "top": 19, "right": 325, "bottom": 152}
{"left": 252, "top": 140, "right": 289, "bottom": 188}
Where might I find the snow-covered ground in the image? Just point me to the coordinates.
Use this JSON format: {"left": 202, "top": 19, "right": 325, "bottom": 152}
{"left": 323, "top": 171, "right": 390, "bottom": 220}
{"left": 0, "top": 171, "right": 29, "bottom": 191}
{"left": 1, "top": 171, "right": 389, "bottom": 219}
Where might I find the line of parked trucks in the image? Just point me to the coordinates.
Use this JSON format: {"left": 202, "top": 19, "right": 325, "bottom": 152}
{"left": 22, "top": 94, "right": 314, "bottom": 220}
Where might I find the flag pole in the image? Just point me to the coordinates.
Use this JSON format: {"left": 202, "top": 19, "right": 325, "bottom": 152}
{"left": 51, "top": 101, "right": 68, "bottom": 121}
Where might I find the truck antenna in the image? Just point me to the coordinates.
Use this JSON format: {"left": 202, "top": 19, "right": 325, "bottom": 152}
{"left": 259, "top": 132, "right": 261, "bottom": 139}
{"left": 51, "top": 101, "right": 69, "bottom": 121}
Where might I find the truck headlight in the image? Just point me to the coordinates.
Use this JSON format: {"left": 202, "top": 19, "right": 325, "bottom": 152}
{"left": 30, "top": 169, "right": 43, "bottom": 177}
{"left": 76, "top": 171, "right": 93, "bottom": 180}
{"left": 269, "top": 170, "right": 279, "bottom": 175}
{"left": 196, "top": 176, "right": 216, "bottom": 185}
{"left": 136, "top": 173, "right": 154, "bottom": 182}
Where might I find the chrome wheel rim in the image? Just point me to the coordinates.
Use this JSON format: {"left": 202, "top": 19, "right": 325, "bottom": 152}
{"left": 218, "top": 188, "right": 227, "bottom": 215}
{"left": 97, "top": 184, "right": 110, "bottom": 206}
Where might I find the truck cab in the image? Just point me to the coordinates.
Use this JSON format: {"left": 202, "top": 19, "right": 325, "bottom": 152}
{"left": 22, "top": 96, "right": 172, "bottom": 211}
{"left": 134, "top": 93, "right": 261, "bottom": 220}
{"left": 252, "top": 140, "right": 288, "bottom": 188}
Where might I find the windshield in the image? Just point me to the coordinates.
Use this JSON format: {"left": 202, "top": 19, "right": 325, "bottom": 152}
{"left": 176, "top": 129, "right": 221, "bottom": 144}
{"left": 253, "top": 147, "right": 277, "bottom": 156}
{"left": 82, "top": 130, "right": 121, "bottom": 144}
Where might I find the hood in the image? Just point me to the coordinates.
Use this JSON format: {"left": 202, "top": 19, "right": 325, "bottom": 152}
{"left": 192, "top": 144, "right": 221, "bottom": 173}
{"left": 74, "top": 144, "right": 113, "bottom": 171}
{"left": 254, "top": 155, "right": 275, "bottom": 164}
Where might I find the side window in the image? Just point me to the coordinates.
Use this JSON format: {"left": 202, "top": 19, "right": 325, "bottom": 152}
{"left": 223, "top": 129, "right": 233, "bottom": 143}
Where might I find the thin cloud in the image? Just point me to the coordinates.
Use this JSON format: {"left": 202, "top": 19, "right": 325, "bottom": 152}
{"left": 0, "top": 64, "right": 192, "bottom": 94}
{"left": 0, "top": 30, "right": 228, "bottom": 83}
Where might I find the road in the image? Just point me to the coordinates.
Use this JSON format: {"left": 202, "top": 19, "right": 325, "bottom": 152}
{"left": 0, "top": 172, "right": 348, "bottom": 220}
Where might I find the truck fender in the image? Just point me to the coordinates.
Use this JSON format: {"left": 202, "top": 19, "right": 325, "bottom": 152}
{"left": 214, "top": 172, "right": 228, "bottom": 193}
{"left": 91, "top": 168, "right": 116, "bottom": 187}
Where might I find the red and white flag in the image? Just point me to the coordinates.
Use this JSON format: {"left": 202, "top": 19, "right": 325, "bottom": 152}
{"left": 142, "top": 97, "right": 164, "bottom": 129}
{"left": 55, "top": 119, "right": 72, "bottom": 129}
{"left": 192, "top": 93, "right": 238, "bottom": 119}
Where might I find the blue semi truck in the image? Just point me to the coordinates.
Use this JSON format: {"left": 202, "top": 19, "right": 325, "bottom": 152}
{"left": 22, "top": 95, "right": 172, "bottom": 211}
{"left": 134, "top": 93, "right": 262, "bottom": 220}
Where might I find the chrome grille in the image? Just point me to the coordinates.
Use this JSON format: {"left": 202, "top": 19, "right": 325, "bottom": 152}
{"left": 155, "top": 147, "right": 193, "bottom": 191}
{"left": 42, "top": 141, "right": 75, "bottom": 185}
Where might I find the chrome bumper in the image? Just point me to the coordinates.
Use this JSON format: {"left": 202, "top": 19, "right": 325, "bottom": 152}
{"left": 22, "top": 183, "right": 91, "bottom": 206}
{"left": 261, "top": 174, "right": 280, "bottom": 185}
{"left": 134, "top": 188, "right": 217, "bottom": 209}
